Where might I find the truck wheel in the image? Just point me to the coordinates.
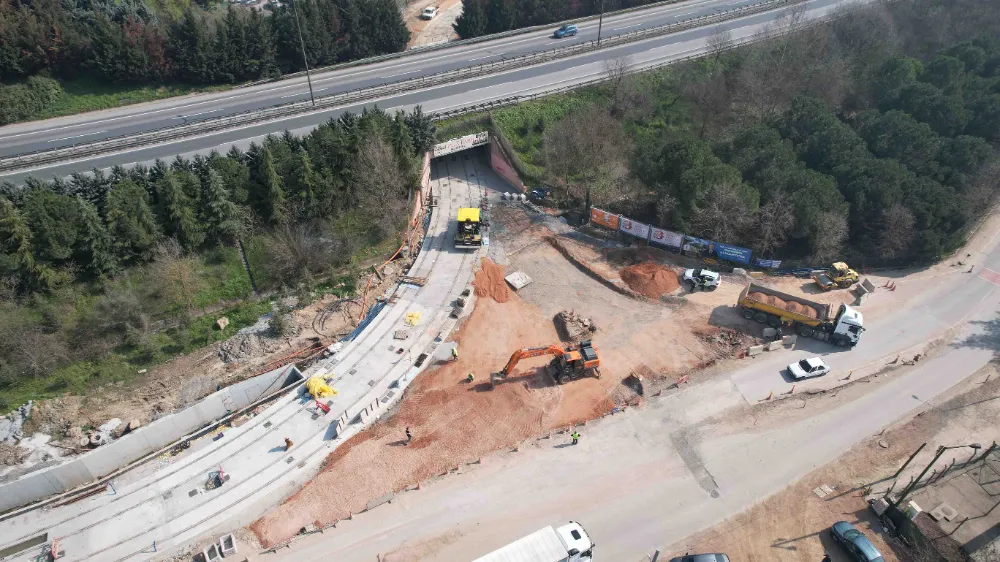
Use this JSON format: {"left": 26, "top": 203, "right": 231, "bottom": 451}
{"left": 767, "top": 317, "right": 781, "bottom": 328}
{"left": 754, "top": 312, "right": 768, "bottom": 324}
{"left": 834, "top": 337, "right": 849, "bottom": 348}
{"left": 798, "top": 326, "right": 815, "bottom": 338}
{"left": 557, "top": 374, "right": 569, "bottom": 385}
{"left": 743, "top": 308, "right": 755, "bottom": 320}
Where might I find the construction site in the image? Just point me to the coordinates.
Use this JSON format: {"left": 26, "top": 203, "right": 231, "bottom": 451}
{"left": 2, "top": 133, "right": 1000, "bottom": 562}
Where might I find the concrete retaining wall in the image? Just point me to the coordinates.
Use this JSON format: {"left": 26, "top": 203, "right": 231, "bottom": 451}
{"left": 0, "top": 366, "right": 302, "bottom": 513}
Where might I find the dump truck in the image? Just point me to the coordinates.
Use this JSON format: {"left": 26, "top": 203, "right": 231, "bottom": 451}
{"left": 473, "top": 521, "right": 595, "bottom": 562}
{"left": 455, "top": 207, "right": 483, "bottom": 247}
{"left": 812, "top": 262, "right": 859, "bottom": 290}
{"left": 738, "top": 283, "right": 864, "bottom": 347}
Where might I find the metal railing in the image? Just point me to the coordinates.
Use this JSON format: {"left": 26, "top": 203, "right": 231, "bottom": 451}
{"left": 0, "top": 0, "right": 802, "bottom": 174}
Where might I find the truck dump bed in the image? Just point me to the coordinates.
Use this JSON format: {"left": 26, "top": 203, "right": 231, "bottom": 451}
{"left": 472, "top": 526, "right": 568, "bottom": 562}
{"left": 739, "top": 283, "right": 832, "bottom": 325}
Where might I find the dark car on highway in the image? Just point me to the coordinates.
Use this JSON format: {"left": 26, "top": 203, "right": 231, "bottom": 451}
{"left": 831, "top": 521, "right": 885, "bottom": 562}
{"left": 669, "top": 554, "right": 730, "bottom": 562}
{"left": 553, "top": 24, "right": 578, "bottom": 38}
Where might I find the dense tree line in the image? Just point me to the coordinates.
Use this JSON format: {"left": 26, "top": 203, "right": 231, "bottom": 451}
{"left": 0, "top": 0, "right": 409, "bottom": 122}
{"left": 541, "top": 0, "right": 1000, "bottom": 266}
{"left": 454, "top": 0, "right": 658, "bottom": 39}
{"left": 0, "top": 106, "right": 435, "bottom": 292}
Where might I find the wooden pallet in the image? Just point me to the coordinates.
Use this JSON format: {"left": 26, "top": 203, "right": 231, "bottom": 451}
{"left": 401, "top": 276, "right": 427, "bottom": 286}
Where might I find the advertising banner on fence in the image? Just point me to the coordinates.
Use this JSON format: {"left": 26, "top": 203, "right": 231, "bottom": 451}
{"left": 432, "top": 131, "right": 490, "bottom": 158}
{"left": 649, "top": 226, "right": 683, "bottom": 249}
{"left": 683, "top": 236, "right": 753, "bottom": 265}
{"left": 590, "top": 207, "right": 620, "bottom": 230}
{"left": 755, "top": 258, "right": 783, "bottom": 268}
{"left": 618, "top": 217, "right": 650, "bottom": 240}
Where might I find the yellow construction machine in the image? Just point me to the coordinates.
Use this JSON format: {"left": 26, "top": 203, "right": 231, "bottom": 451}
{"left": 455, "top": 207, "right": 483, "bottom": 247}
{"left": 489, "top": 341, "right": 601, "bottom": 388}
{"left": 812, "top": 262, "right": 859, "bottom": 290}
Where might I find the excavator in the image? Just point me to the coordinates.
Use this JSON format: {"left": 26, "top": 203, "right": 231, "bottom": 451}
{"left": 490, "top": 340, "right": 601, "bottom": 388}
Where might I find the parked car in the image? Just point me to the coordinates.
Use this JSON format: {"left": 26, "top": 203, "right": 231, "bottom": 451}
{"left": 530, "top": 187, "right": 553, "bottom": 200}
{"left": 669, "top": 554, "right": 731, "bottom": 562}
{"left": 831, "top": 521, "right": 885, "bottom": 562}
{"left": 787, "top": 357, "right": 831, "bottom": 379}
{"left": 421, "top": 6, "right": 438, "bottom": 19}
{"left": 683, "top": 268, "right": 721, "bottom": 292}
{"left": 553, "top": 24, "right": 578, "bottom": 38}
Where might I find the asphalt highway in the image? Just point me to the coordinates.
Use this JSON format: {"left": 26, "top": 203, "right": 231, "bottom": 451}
{"left": 0, "top": 0, "right": 851, "bottom": 184}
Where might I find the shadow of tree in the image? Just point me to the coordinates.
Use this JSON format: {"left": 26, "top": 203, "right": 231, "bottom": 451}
{"left": 953, "top": 316, "right": 1000, "bottom": 361}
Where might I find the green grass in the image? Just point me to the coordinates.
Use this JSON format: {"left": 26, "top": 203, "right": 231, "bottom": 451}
{"left": 30, "top": 78, "right": 229, "bottom": 122}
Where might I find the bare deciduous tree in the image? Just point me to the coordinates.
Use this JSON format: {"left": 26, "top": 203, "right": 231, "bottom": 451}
{"left": 656, "top": 193, "right": 678, "bottom": 227}
{"left": 707, "top": 26, "right": 734, "bottom": 63}
{"left": 352, "top": 134, "right": 409, "bottom": 239}
{"left": 264, "top": 223, "right": 345, "bottom": 285}
{"left": 877, "top": 203, "right": 916, "bottom": 260}
{"left": 753, "top": 191, "right": 796, "bottom": 255}
{"left": 147, "top": 240, "right": 205, "bottom": 314}
{"left": 689, "top": 181, "right": 755, "bottom": 244}
{"left": 810, "top": 211, "right": 849, "bottom": 262}
{"left": 683, "top": 72, "right": 732, "bottom": 138}
{"left": 544, "top": 105, "right": 634, "bottom": 206}
{"left": 603, "top": 56, "right": 653, "bottom": 120}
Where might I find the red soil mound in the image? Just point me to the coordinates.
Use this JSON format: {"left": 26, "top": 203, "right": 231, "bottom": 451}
{"left": 619, "top": 262, "right": 680, "bottom": 299}
{"left": 473, "top": 258, "right": 510, "bottom": 303}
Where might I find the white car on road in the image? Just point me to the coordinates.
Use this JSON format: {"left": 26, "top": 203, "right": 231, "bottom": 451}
{"left": 683, "top": 268, "right": 721, "bottom": 291}
{"left": 421, "top": 6, "right": 438, "bottom": 19}
{"left": 787, "top": 357, "right": 831, "bottom": 379}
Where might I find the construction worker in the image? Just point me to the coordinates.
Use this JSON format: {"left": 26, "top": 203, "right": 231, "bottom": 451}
{"left": 405, "top": 427, "right": 412, "bottom": 444}
{"left": 571, "top": 431, "right": 580, "bottom": 445}
{"left": 284, "top": 437, "right": 294, "bottom": 451}
{"left": 451, "top": 347, "right": 459, "bottom": 362}
{"left": 467, "top": 373, "right": 475, "bottom": 383}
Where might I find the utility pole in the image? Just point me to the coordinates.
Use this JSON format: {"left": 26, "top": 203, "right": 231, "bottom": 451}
{"left": 889, "top": 443, "right": 981, "bottom": 509}
{"left": 288, "top": 0, "right": 316, "bottom": 106}
{"left": 597, "top": 0, "right": 605, "bottom": 46}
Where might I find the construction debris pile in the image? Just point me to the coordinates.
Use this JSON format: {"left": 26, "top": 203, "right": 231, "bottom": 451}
{"left": 0, "top": 401, "right": 31, "bottom": 444}
{"left": 698, "top": 328, "right": 758, "bottom": 357}
{"left": 747, "top": 292, "right": 819, "bottom": 319}
{"left": 217, "top": 312, "right": 297, "bottom": 364}
{"left": 620, "top": 262, "right": 680, "bottom": 299}
{"left": 555, "top": 310, "right": 598, "bottom": 342}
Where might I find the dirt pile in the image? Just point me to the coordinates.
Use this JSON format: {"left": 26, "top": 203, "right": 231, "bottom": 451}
{"left": 747, "top": 292, "right": 819, "bottom": 319}
{"left": 697, "top": 328, "right": 759, "bottom": 358}
{"left": 473, "top": 259, "right": 511, "bottom": 303}
{"left": 555, "top": 310, "right": 598, "bottom": 341}
{"left": 620, "top": 262, "right": 680, "bottom": 299}
{"left": 217, "top": 333, "right": 283, "bottom": 364}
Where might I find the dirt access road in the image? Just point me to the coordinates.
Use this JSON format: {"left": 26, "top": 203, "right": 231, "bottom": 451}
{"left": 403, "top": 0, "right": 461, "bottom": 48}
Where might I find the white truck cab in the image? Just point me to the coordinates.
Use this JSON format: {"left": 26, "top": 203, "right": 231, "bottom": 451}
{"left": 473, "top": 521, "right": 594, "bottom": 562}
{"left": 832, "top": 304, "right": 864, "bottom": 347}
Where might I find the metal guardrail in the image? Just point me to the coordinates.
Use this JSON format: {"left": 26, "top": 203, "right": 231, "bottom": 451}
{"left": 0, "top": 0, "right": 801, "bottom": 173}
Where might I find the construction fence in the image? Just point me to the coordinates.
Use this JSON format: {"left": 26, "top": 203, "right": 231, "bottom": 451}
{"left": 589, "top": 207, "right": 767, "bottom": 268}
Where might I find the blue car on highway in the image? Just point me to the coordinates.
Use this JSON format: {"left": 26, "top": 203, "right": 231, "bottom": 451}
{"left": 831, "top": 521, "right": 885, "bottom": 562}
{"left": 553, "top": 24, "right": 578, "bottom": 38}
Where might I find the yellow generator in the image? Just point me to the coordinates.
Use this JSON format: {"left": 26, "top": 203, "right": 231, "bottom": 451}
{"left": 455, "top": 207, "right": 483, "bottom": 247}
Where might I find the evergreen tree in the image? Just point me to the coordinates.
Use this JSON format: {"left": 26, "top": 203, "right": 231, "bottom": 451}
{"left": 170, "top": 9, "right": 214, "bottom": 84}
{"left": 247, "top": 8, "right": 278, "bottom": 79}
{"left": 404, "top": 106, "right": 436, "bottom": 154}
{"left": 291, "top": 149, "right": 318, "bottom": 217}
{"left": 155, "top": 171, "right": 206, "bottom": 250}
{"left": 0, "top": 196, "right": 39, "bottom": 287}
{"left": 105, "top": 179, "right": 160, "bottom": 263}
{"left": 253, "top": 147, "right": 288, "bottom": 224}
{"left": 454, "top": 0, "right": 489, "bottom": 39}
{"left": 74, "top": 198, "right": 118, "bottom": 277}
{"left": 201, "top": 169, "right": 242, "bottom": 242}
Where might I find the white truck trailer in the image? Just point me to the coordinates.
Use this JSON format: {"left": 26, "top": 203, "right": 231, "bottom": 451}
{"left": 472, "top": 521, "right": 595, "bottom": 562}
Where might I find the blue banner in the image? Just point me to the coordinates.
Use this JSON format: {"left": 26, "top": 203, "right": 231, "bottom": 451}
{"left": 682, "top": 236, "right": 752, "bottom": 265}
{"left": 755, "top": 258, "right": 783, "bottom": 268}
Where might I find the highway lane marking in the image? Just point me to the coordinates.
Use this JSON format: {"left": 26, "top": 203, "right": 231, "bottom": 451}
{"left": 613, "top": 23, "right": 646, "bottom": 31}
{"left": 173, "top": 108, "right": 223, "bottom": 119}
{"left": 978, "top": 268, "right": 1000, "bottom": 287}
{"left": 46, "top": 131, "right": 107, "bottom": 143}
{"left": 280, "top": 92, "right": 308, "bottom": 99}
{"left": 0, "top": 0, "right": 735, "bottom": 143}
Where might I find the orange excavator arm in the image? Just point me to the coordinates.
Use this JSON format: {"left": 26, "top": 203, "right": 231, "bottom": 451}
{"left": 498, "top": 345, "right": 566, "bottom": 377}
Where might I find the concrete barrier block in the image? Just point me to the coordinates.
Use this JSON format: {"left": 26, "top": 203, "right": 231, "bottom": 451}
{"left": 861, "top": 277, "right": 876, "bottom": 294}
{"left": 748, "top": 345, "right": 765, "bottom": 357}
{"left": 365, "top": 491, "right": 395, "bottom": 511}
{"left": 782, "top": 335, "right": 797, "bottom": 346}
{"left": 219, "top": 534, "right": 237, "bottom": 557}
{"left": 767, "top": 340, "right": 783, "bottom": 351}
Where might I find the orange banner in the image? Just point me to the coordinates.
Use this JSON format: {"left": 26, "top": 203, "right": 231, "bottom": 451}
{"left": 590, "top": 208, "right": 620, "bottom": 230}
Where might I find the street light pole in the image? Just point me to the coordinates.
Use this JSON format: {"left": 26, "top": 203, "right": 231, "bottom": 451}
{"left": 288, "top": 0, "right": 316, "bottom": 106}
{"left": 597, "top": 0, "right": 605, "bottom": 46}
